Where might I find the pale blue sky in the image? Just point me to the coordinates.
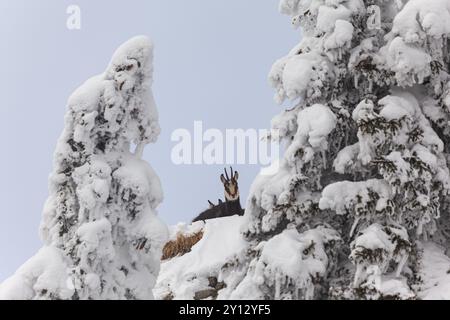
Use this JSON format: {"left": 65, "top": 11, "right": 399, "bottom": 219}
{"left": 0, "top": 0, "right": 298, "bottom": 281}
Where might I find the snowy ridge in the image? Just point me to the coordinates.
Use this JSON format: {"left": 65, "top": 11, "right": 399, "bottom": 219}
{"left": 154, "top": 216, "right": 247, "bottom": 300}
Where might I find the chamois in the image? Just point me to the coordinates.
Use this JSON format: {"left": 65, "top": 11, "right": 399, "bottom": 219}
{"left": 192, "top": 167, "right": 245, "bottom": 222}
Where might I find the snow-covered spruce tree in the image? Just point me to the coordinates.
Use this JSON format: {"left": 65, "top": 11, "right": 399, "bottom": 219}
{"left": 218, "top": 0, "right": 450, "bottom": 300}
{"left": 0, "top": 36, "right": 168, "bottom": 300}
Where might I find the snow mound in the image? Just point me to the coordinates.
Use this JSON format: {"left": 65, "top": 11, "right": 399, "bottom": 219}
{"left": 418, "top": 242, "right": 450, "bottom": 300}
{"left": 154, "top": 215, "right": 247, "bottom": 300}
{"left": 0, "top": 247, "right": 72, "bottom": 300}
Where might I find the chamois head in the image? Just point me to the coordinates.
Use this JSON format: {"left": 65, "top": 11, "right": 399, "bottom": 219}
{"left": 220, "top": 167, "right": 239, "bottom": 201}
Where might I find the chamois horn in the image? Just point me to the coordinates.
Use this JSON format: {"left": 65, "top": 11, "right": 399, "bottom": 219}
{"left": 224, "top": 167, "right": 230, "bottom": 180}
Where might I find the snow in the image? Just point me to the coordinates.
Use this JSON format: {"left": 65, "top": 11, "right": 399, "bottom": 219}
{"left": 72, "top": 159, "right": 111, "bottom": 213}
{"left": 242, "top": 0, "right": 450, "bottom": 300}
{"left": 418, "top": 242, "right": 450, "bottom": 300}
{"left": 333, "top": 143, "right": 359, "bottom": 174}
{"left": 392, "top": 0, "right": 450, "bottom": 41}
{"left": 245, "top": 162, "right": 291, "bottom": 216}
{"left": 0, "top": 36, "right": 168, "bottom": 300}
{"left": 423, "top": 97, "right": 448, "bottom": 125}
{"left": 0, "top": 247, "right": 72, "bottom": 300}
{"left": 269, "top": 52, "right": 333, "bottom": 103}
{"left": 381, "top": 0, "right": 450, "bottom": 87}
{"left": 282, "top": 53, "right": 323, "bottom": 101}
{"left": 324, "top": 20, "right": 354, "bottom": 50}
{"left": 261, "top": 227, "right": 338, "bottom": 282}
{"left": 378, "top": 277, "right": 415, "bottom": 299}
{"left": 278, "top": 0, "right": 301, "bottom": 16}
{"left": 167, "top": 221, "right": 205, "bottom": 242}
{"left": 379, "top": 93, "right": 418, "bottom": 121}
{"left": 68, "top": 76, "right": 105, "bottom": 113}
{"left": 350, "top": 224, "right": 413, "bottom": 299}
{"left": 268, "top": 57, "right": 289, "bottom": 104}
{"left": 156, "top": 0, "right": 450, "bottom": 301}
{"left": 154, "top": 215, "right": 247, "bottom": 300}
{"left": 317, "top": 5, "right": 352, "bottom": 33}
{"left": 352, "top": 98, "right": 375, "bottom": 122}
{"left": 284, "top": 104, "right": 336, "bottom": 167}
{"left": 348, "top": 37, "right": 376, "bottom": 68}
{"left": 383, "top": 37, "right": 432, "bottom": 86}
{"left": 77, "top": 218, "right": 113, "bottom": 251}
{"left": 297, "top": 104, "right": 337, "bottom": 149}
{"left": 4, "top": 0, "right": 450, "bottom": 301}
{"left": 352, "top": 92, "right": 446, "bottom": 175}
{"left": 270, "top": 107, "right": 299, "bottom": 142}
{"left": 108, "top": 36, "right": 154, "bottom": 74}
{"left": 379, "top": 92, "right": 444, "bottom": 152}
{"left": 230, "top": 226, "right": 341, "bottom": 300}
{"left": 352, "top": 223, "right": 398, "bottom": 252}
{"left": 319, "top": 179, "right": 392, "bottom": 216}
{"left": 113, "top": 154, "right": 164, "bottom": 210}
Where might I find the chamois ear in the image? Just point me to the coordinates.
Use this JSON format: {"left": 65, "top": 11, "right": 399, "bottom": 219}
{"left": 233, "top": 171, "right": 239, "bottom": 181}
{"left": 220, "top": 174, "right": 227, "bottom": 184}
